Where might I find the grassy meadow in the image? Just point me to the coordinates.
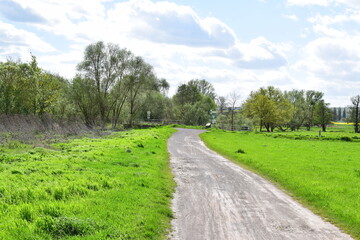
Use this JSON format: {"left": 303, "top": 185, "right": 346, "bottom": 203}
{"left": 201, "top": 125, "right": 360, "bottom": 239}
{"left": 0, "top": 127, "right": 176, "bottom": 239}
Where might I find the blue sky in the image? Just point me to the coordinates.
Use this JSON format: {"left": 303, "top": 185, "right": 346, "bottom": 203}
{"left": 0, "top": 0, "right": 360, "bottom": 106}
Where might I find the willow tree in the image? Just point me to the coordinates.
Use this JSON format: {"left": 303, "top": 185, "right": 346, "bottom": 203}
{"left": 69, "top": 76, "right": 99, "bottom": 127}
{"left": 284, "top": 89, "right": 306, "bottom": 131}
{"left": 314, "top": 100, "right": 333, "bottom": 132}
{"left": 304, "top": 90, "right": 324, "bottom": 131}
{"left": 77, "top": 41, "right": 132, "bottom": 128}
{"left": 124, "top": 57, "right": 157, "bottom": 127}
{"left": 172, "top": 79, "right": 216, "bottom": 125}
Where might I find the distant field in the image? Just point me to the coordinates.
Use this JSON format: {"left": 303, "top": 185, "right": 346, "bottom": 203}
{"left": 201, "top": 127, "right": 360, "bottom": 239}
{"left": 332, "top": 122, "right": 354, "bottom": 125}
{"left": 257, "top": 124, "right": 360, "bottom": 142}
{"left": 0, "top": 127, "right": 176, "bottom": 239}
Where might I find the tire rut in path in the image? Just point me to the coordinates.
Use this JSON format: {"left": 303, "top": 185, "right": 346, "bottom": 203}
{"left": 168, "top": 128, "right": 352, "bottom": 240}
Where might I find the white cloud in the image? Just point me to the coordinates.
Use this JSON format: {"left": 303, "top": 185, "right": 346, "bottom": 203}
{"left": 0, "top": 0, "right": 297, "bottom": 105}
{"left": 287, "top": 0, "right": 329, "bottom": 7}
{"left": 313, "top": 24, "right": 347, "bottom": 38}
{"left": 0, "top": 21, "right": 55, "bottom": 60}
{"left": 107, "top": 0, "right": 237, "bottom": 48}
{"left": 288, "top": 1, "right": 360, "bottom": 105}
{"left": 12, "top": 0, "right": 108, "bottom": 22}
{"left": 293, "top": 35, "right": 360, "bottom": 99}
{"left": 308, "top": 10, "right": 360, "bottom": 30}
{"left": 282, "top": 14, "right": 298, "bottom": 21}
{"left": 11, "top": 0, "right": 236, "bottom": 48}
{"left": 230, "top": 37, "right": 291, "bottom": 69}
{"left": 288, "top": 0, "right": 360, "bottom": 8}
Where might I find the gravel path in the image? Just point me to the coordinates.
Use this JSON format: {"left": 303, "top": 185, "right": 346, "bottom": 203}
{"left": 168, "top": 128, "right": 352, "bottom": 240}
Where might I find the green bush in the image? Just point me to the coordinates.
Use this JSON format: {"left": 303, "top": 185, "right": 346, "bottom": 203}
{"left": 236, "top": 148, "right": 245, "bottom": 154}
{"left": 340, "top": 136, "right": 352, "bottom": 142}
{"left": 36, "top": 216, "right": 99, "bottom": 238}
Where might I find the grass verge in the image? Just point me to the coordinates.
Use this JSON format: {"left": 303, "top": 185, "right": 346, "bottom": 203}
{"left": 200, "top": 129, "right": 360, "bottom": 239}
{"left": 0, "top": 126, "right": 176, "bottom": 239}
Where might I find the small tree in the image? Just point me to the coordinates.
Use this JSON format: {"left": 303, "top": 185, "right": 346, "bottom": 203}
{"left": 314, "top": 100, "right": 332, "bottom": 132}
{"left": 284, "top": 89, "right": 306, "bottom": 131}
{"left": 243, "top": 86, "right": 293, "bottom": 132}
{"left": 228, "top": 91, "right": 240, "bottom": 131}
{"left": 172, "top": 79, "right": 215, "bottom": 125}
{"left": 350, "top": 95, "right": 360, "bottom": 133}
{"left": 216, "top": 96, "right": 227, "bottom": 114}
{"left": 69, "top": 76, "right": 99, "bottom": 127}
{"left": 304, "top": 90, "right": 324, "bottom": 131}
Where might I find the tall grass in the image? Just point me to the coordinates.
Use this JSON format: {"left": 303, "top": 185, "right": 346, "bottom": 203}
{"left": 0, "top": 127, "right": 176, "bottom": 239}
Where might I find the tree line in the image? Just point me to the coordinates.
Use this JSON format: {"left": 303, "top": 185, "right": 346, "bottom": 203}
{"left": 0, "top": 41, "right": 215, "bottom": 129}
{"left": 241, "top": 86, "right": 332, "bottom": 132}
{"left": 1, "top": 41, "right": 359, "bottom": 133}
{"left": 217, "top": 86, "right": 360, "bottom": 133}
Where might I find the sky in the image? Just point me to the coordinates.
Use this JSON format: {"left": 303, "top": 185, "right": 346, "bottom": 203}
{"left": 0, "top": 0, "right": 360, "bottom": 106}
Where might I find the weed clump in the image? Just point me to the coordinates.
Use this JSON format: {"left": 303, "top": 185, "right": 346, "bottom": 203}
{"left": 129, "top": 163, "right": 140, "bottom": 168}
{"left": 41, "top": 205, "right": 62, "bottom": 218}
{"left": 53, "top": 188, "right": 67, "bottom": 201}
{"left": 19, "top": 205, "right": 34, "bottom": 222}
{"left": 340, "top": 136, "right": 352, "bottom": 142}
{"left": 36, "top": 216, "right": 100, "bottom": 238}
{"left": 236, "top": 149, "right": 245, "bottom": 154}
{"left": 102, "top": 180, "right": 112, "bottom": 189}
{"left": 11, "top": 170, "right": 22, "bottom": 175}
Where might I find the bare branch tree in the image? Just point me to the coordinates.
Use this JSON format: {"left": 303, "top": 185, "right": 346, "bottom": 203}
{"left": 228, "top": 91, "right": 241, "bottom": 131}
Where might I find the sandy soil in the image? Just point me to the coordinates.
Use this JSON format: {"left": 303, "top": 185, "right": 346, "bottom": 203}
{"left": 168, "top": 128, "right": 352, "bottom": 240}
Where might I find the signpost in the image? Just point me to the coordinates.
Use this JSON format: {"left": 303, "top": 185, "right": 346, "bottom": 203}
{"left": 209, "top": 110, "right": 216, "bottom": 124}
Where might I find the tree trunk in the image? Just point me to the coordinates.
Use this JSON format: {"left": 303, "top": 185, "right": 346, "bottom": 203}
{"left": 322, "top": 124, "right": 326, "bottom": 132}
{"left": 231, "top": 108, "right": 235, "bottom": 131}
{"left": 265, "top": 123, "right": 270, "bottom": 132}
{"left": 355, "top": 105, "right": 359, "bottom": 133}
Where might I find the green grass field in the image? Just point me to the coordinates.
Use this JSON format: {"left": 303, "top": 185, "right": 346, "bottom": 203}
{"left": 201, "top": 127, "right": 360, "bottom": 239}
{"left": 0, "top": 127, "right": 176, "bottom": 239}
{"left": 262, "top": 124, "right": 360, "bottom": 142}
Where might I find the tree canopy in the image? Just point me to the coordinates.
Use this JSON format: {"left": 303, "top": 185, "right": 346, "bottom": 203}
{"left": 0, "top": 42, "right": 352, "bottom": 132}
{"left": 243, "top": 86, "right": 293, "bottom": 132}
{"left": 172, "top": 79, "right": 216, "bottom": 125}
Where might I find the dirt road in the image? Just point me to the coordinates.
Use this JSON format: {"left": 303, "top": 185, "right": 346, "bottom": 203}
{"left": 168, "top": 128, "right": 352, "bottom": 240}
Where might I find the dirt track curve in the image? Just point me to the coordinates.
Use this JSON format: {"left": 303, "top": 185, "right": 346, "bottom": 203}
{"left": 168, "top": 128, "right": 352, "bottom": 240}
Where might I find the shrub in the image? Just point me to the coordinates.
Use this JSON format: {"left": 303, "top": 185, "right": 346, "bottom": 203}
{"left": 11, "top": 170, "right": 22, "bottom": 175}
{"left": 340, "top": 136, "right": 352, "bottom": 142}
{"left": 53, "top": 188, "right": 67, "bottom": 201}
{"left": 41, "top": 205, "right": 62, "bottom": 218}
{"left": 36, "top": 216, "right": 99, "bottom": 238}
{"left": 102, "top": 180, "right": 112, "bottom": 189}
{"left": 19, "top": 205, "right": 34, "bottom": 222}
{"left": 236, "top": 148, "right": 245, "bottom": 154}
